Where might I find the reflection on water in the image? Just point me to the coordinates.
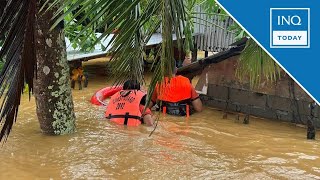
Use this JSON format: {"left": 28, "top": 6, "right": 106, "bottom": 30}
{"left": 1, "top": 75, "right": 320, "bottom": 180}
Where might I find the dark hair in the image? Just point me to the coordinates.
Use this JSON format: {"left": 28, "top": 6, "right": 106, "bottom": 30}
{"left": 123, "top": 80, "right": 140, "bottom": 90}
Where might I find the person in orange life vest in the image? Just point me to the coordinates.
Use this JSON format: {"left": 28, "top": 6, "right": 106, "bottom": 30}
{"left": 105, "top": 80, "right": 154, "bottom": 126}
{"left": 148, "top": 64, "right": 202, "bottom": 116}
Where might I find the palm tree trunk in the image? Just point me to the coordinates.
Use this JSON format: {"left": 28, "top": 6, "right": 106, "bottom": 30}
{"left": 33, "top": 2, "right": 76, "bottom": 135}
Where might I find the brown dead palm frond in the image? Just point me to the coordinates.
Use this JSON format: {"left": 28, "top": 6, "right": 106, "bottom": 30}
{"left": 0, "top": 0, "right": 37, "bottom": 142}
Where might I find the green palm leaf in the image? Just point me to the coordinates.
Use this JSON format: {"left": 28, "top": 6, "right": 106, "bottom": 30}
{"left": 49, "top": 0, "right": 187, "bottom": 95}
{"left": 236, "top": 38, "right": 281, "bottom": 88}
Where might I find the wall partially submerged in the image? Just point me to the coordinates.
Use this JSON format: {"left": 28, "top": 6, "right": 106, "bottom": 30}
{"left": 195, "top": 56, "right": 320, "bottom": 127}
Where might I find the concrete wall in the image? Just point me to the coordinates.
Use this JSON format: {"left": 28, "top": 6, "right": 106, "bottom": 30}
{"left": 195, "top": 56, "right": 320, "bottom": 127}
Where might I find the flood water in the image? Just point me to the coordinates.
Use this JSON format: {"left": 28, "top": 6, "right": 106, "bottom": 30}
{"left": 0, "top": 64, "right": 320, "bottom": 179}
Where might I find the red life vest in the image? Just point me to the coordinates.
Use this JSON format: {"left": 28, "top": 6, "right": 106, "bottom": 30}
{"left": 105, "top": 90, "right": 145, "bottom": 126}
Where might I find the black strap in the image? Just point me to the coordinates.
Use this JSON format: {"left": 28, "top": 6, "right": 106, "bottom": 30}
{"left": 124, "top": 112, "right": 129, "bottom": 125}
{"left": 160, "top": 101, "right": 191, "bottom": 116}
{"left": 161, "top": 100, "right": 190, "bottom": 107}
{"left": 191, "top": 96, "right": 200, "bottom": 101}
{"left": 108, "top": 113, "right": 142, "bottom": 125}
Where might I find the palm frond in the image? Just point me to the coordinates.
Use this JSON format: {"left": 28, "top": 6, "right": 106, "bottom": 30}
{"left": 184, "top": 0, "right": 196, "bottom": 55}
{"left": 50, "top": 0, "right": 161, "bottom": 84}
{"left": 0, "top": 0, "right": 37, "bottom": 142}
{"left": 236, "top": 38, "right": 281, "bottom": 88}
{"left": 50, "top": 0, "right": 188, "bottom": 107}
{"left": 145, "top": 0, "right": 187, "bottom": 111}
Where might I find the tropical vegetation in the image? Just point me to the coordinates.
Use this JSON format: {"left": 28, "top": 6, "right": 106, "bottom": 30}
{"left": 0, "top": 0, "right": 280, "bottom": 142}
{"left": 0, "top": 0, "right": 76, "bottom": 142}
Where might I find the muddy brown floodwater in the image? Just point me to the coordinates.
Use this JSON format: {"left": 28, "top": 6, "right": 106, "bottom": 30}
{"left": 0, "top": 72, "right": 320, "bottom": 180}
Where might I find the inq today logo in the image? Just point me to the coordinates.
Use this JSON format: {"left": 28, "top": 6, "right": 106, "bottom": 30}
{"left": 270, "top": 8, "right": 310, "bottom": 48}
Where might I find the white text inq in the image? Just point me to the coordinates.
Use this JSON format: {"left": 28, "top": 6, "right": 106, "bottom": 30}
{"left": 277, "top": 15, "right": 302, "bottom": 26}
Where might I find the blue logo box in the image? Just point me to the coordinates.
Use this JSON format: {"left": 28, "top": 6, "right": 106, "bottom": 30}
{"left": 270, "top": 8, "right": 310, "bottom": 48}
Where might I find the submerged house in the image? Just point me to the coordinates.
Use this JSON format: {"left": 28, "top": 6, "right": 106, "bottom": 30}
{"left": 178, "top": 38, "right": 320, "bottom": 128}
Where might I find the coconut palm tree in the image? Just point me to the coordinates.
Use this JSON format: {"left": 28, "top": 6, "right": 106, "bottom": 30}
{"left": 0, "top": 0, "right": 190, "bottom": 142}
{"left": 52, "top": 0, "right": 279, "bottom": 89}
{"left": 48, "top": 0, "right": 281, "bottom": 130}
{"left": 0, "top": 0, "right": 76, "bottom": 142}
{"left": 46, "top": 0, "right": 190, "bottom": 106}
{"left": 0, "top": 0, "right": 280, "bottom": 142}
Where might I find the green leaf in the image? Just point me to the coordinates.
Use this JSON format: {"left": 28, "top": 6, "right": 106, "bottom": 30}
{"left": 236, "top": 38, "right": 281, "bottom": 88}
{"left": 72, "top": 42, "right": 78, "bottom": 49}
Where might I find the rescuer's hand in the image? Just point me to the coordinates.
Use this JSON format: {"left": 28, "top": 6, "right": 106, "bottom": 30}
{"left": 143, "top": 114, "right": 154, "bottom": 126}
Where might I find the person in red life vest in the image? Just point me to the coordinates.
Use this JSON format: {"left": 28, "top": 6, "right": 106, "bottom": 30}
{"left": 105, "top": 80, "right": 154, "bottom": 126}
{"left": 148, "top": 63, "right": 202, "bottom": 116}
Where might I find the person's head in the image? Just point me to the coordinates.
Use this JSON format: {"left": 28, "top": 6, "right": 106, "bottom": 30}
{"left": 123, "top": 80, "right": 141, "bottom": 90}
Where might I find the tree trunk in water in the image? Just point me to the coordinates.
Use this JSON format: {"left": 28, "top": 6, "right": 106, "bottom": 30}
{"left": 34, "top": 2, "right": 76, "bottom": 135}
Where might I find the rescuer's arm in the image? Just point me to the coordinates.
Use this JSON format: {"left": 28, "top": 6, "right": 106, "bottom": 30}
{"left": 139, "top": 105, "right": 154, "bottom": 126}
{"left": 140, "top": 95, "right": 154, "bottom": 126}
{"left": 191, "top": 87, "right": 203, "bottom": 112}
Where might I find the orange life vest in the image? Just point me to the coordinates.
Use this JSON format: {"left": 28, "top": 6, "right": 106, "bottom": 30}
{"left": 105, "top": 90, "right": 145, "bottom": 126}
{"left": 157, "top": 75, "right": 192, "bottom": 102}
{"left": 156, "top": 75, "right": 192, "bottom": 117}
